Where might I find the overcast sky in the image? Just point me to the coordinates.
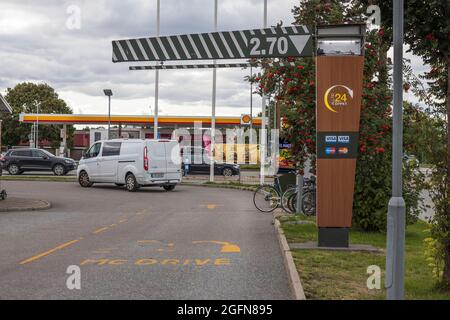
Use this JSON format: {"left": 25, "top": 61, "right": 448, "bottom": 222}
{"left": 0, "top": 0, "right": 427, "bottom": 118}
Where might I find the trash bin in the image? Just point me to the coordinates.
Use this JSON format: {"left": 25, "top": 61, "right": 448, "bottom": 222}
{"left": 278, "top": 172, "right": 297, "bottom": 193}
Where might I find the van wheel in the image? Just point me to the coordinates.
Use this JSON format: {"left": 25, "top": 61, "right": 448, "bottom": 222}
{"left": 163, "top": 185, "right": 175, "bottom": 191}
{"left": 125, "top": 173, "right": 139, "bottom": 192}
{"left": 78, "top": 171, "right": 93, "bottom": 187}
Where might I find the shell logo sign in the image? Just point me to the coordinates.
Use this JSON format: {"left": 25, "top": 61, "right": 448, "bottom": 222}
{"left": 240, "top": 114, "right": 252, "bottom": 125}
{"left": 323, "top": 84, "right": 354, "bottom": 113}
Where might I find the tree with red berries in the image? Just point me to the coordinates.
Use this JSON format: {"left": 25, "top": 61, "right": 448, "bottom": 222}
{"left": 249, "top": 0, "right": 424, "bottom": 231}
{"left": 359, "top": 0, "right": 450, "bottom": 288}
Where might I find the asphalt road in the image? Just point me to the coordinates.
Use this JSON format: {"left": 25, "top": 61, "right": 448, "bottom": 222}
{"left": 0, "top": 180, "right": 292, "bottom": 300}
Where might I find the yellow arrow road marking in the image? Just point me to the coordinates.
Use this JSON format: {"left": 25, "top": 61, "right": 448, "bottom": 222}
{"left": 192, "top": 240, "right": 241, "bottom": 253}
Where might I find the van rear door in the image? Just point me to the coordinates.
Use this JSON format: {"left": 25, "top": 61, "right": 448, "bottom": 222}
{"left": 146, "top": 140, "right": 167, "bottom": 180}
{"left": 164, "top": 141, "right": 181, "bottom": 180}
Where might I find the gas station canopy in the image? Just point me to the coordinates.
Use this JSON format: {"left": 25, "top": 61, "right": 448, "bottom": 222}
{"left": 19, "top": 113, "right": 261, "bottom": 127}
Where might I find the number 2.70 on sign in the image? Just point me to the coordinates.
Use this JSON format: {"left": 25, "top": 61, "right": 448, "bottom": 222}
{"left": 245, "top": 28, "right": 313, "bottom": 58}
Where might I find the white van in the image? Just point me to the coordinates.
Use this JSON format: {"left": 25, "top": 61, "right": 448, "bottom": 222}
{"left": 77, "top": 139, "right": 182, "bottom": 192}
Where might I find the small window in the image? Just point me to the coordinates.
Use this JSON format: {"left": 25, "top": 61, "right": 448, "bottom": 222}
{"left": 94, "top": 132, "right": 102, "bottom": 142}
{"left": 12, "top": 150, "right": 32, "bottom": 157}
{"left": 32, "top": 150, "right": 46, "bottom": 158}
{"left": 102, "top": 142, "right": 121, "bottom": 157}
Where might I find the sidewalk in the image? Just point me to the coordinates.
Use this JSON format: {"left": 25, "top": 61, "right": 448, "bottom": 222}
{"left": 0, "top": 197, "right": 51, "bottom": 212}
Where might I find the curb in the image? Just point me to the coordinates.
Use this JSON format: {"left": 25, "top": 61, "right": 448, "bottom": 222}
{"left": 0, "top": 199, "right": 52, "bottom": 212}
{"left": 1, "top": 177, "right": 259, "bottom": 191}
{"left": 181, "top": 182, "right": 257, "bottom": 192}
{"left": 273, "top": 218, "right": 306, "bottom": 300}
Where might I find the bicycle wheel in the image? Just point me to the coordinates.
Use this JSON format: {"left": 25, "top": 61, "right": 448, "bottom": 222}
{"left": 281, "top": 186, "right": 297, "bottom": 213}
{"left": 253, "top": 185, "right": 281, "bottom": 213}
{"left": 302, "top": 190, "right": 316, "bottom": 216}
{"left": 288, "top": 192, "right": 297, "bottom": 213}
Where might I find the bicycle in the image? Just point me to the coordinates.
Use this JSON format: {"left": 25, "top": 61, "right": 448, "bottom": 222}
{"left": 301, "top": 177, "right": 316, "bottom": 215}
{"left": 281, "top": 176, "right": 316, "bottom": 215}
{"left": 253, "top": 176, "right": 283, "bottom": 213}
{"left": 253, "top": 172, "right": 296, "bottom": 212}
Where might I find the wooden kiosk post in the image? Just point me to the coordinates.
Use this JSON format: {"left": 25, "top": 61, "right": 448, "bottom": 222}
{"left": 315, "top": 24, "right": 365, "bottom": 247}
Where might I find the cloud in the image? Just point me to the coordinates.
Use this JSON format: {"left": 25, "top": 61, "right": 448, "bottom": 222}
{"left": 0, "top": 0, "right": 429, "bottom": 118}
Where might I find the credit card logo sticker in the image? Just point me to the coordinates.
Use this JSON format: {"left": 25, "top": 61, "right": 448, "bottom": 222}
{"left": 338, "top": 147, "right": 349, "bottom": 154}
{"left": 325, "top": 147, "right": 336, "bottom": 155}
{"left": 338, "top": 136, "right": 350, "bottom": 143}
{"left": 325, "top": 136, "right": 337, "bottom": 143}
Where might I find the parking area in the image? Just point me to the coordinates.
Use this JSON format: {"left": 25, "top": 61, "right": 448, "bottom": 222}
{"left": 0, "top": 180, "right": 291, "bottom": 299}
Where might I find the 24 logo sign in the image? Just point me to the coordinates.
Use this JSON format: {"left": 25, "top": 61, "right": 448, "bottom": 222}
{"left": 324, "top": 84, "right": 354, "bottom": 113}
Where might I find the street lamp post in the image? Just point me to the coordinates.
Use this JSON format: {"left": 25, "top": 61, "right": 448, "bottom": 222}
{"left": 154, "top": 0, "right": 160, "bottom": 140}
{"left": 260, "top": 0, "right": 268, "bottom": 184}
{"left": 103, "top": 89, "right": 113, "bottom": 139}
{"left": 36, "top": 103, "right": 39, "bottom": 148}
{"left": 210, "top": 0, "right": 218, "bottom": 183}
{"left": 0, "top": 120, "right": 2, "bottom": 152}
{"left": 249, "top": 65, "right": 253, "bottom": 143}
{"left": 386, "top": 0, "right": 405, "bottom": 300}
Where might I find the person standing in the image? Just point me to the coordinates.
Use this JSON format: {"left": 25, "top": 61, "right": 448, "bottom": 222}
{"left": 183, "top": 152, "right": 191, "bottom": 176}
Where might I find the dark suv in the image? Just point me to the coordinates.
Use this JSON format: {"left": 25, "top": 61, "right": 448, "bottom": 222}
{"left": 0, "top": 148, "right": 76, "bottom": 176}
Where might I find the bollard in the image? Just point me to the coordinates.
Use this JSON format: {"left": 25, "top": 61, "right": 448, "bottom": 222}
{"left": 296, "top": 174, "right": 303, "bottom": 214}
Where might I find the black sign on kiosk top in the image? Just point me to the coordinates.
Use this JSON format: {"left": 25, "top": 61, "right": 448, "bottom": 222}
{"left": 316, "top": 132, "right": 359, "bottom": 159}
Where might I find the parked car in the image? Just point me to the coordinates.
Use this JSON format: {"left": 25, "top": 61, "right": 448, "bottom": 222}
{"left": 77, "top": 139, "right": 182, "bottom": 192}
{"left": 0, "top": 148, "right": 76, "bottom": 176}
{"left": 403, "top": 154, "right": 419, "bottom": 166}
{"left": 181, "top": 146, "right": 240, "bottom": 176}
